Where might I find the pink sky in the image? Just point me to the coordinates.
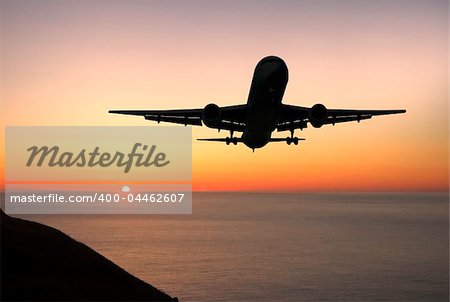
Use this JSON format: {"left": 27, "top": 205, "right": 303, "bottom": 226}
{"left": 1, "top": 0, "right": 448, "bottom": 191}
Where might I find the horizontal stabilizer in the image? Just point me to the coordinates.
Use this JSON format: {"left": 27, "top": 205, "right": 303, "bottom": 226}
{"left": 270, "top": 137, "right": 305, "bottom": 145}
{"left": 270, "top": 137, "right": 305, "bottom": 142}
{"left": 197, "top": 136, "right": 306, "bottom": 146}
{"left": 197, "top": 137, "right": 241, "bottom": 145}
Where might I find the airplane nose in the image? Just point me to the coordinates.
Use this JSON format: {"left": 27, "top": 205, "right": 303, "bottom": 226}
{"left": 259, "top": 56, "right": 286, "bottom": 65}
{"left": 262, "top": 61, "right": 283, "bottom": 74}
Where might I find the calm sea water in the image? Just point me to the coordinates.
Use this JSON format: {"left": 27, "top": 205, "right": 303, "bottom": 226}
{"left": 19, "top": 193, "right": 449, "bottom": 302}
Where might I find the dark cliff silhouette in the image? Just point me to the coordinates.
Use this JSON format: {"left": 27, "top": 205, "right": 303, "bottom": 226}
{"left": 0, "top": 210, "right": 178, "bottom": 301}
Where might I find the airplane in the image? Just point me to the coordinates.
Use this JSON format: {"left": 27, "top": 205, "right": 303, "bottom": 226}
{"left": 110, "top": 56, "right": 406, "bottom": 151}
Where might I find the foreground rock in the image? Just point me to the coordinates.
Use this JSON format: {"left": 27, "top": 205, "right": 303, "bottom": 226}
{"left": 1, "top": 210, "right": 177, "bottom": 301}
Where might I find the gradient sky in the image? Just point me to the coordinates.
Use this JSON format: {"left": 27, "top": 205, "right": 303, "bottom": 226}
{"left": 1, "top": 0, "right": 448, "bottom": 191}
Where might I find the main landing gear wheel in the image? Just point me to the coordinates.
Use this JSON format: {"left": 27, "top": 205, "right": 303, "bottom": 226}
{"left": 286, "top": 137, "right": 300, "bottom": 145}
{"left": 225, "top": 137, "right": 238, "bottom": 145}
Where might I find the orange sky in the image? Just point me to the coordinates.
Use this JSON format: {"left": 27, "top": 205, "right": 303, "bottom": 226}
{"left": 1, "top": 0, "right": 448, "bottom": 192}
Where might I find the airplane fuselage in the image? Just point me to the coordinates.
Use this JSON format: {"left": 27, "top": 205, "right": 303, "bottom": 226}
{"left": 242, "top": 56, "right": 289, "bottom": 149}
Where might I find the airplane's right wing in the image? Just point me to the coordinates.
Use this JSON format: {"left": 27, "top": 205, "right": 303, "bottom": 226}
{"left": 277, "top": 103, "right": 406, "bottom": 131}
{"left": 109, "top": 104, "right": 248, "bottom": 132}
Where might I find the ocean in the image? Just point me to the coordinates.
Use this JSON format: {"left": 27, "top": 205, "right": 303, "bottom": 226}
{"left": 15, "top": 193, "right": 449, "bottom": 302}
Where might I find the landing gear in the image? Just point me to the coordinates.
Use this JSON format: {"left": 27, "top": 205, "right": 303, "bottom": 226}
{"left": 285, "top": 137, "right": 300, "bottom": 145}
{"left": 224, "top": 130, "right": 237, "bottom": 145}
{"left": 225, "top": 137, "right": 238, "bottom": 145}
{"left": 286, "top": 129, "right": 300, "bottom": 145}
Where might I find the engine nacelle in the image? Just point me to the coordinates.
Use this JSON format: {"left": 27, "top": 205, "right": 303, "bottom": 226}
{"left": 202, "top": 103, "right": 221, "bottom": 127}
{"left": 308, "top": 103, "right": 328, "bottom": 128}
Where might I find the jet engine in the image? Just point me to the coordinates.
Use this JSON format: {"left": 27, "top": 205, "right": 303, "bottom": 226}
{"left": 308, "top": 103, "right": 328, "bottom": 128}
{"left": 202, "top": 103, "right": 221, "bottom": 127}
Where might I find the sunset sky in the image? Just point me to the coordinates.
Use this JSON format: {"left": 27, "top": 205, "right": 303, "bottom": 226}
{"left": 1, "top": 0, "right": 448, "bottom": 191}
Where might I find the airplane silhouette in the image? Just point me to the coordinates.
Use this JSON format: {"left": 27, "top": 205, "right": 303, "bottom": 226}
{"left": 110, "top": 56, "right": 406, "bottom": 151}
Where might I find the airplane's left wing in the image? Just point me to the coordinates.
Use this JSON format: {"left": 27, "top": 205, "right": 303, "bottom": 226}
{"left": 277, "top": 103, "right": 406, "bottom": 131}
{"left": 109, "top": 104, "right": 247, "bottom": 132}
{"left": 109, "top": 108, "right": 204, "bottom": 126}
